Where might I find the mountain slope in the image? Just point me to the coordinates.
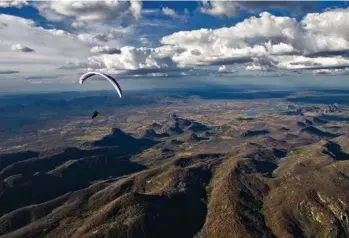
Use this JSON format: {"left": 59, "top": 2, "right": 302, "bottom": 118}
{"left": 1, "top": 115, "right": 349, "bottom": 238}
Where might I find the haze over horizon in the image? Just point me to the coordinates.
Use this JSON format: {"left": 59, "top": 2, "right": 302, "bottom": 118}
{"left": 2, "top": 0, "right": 349, "bottom": 92}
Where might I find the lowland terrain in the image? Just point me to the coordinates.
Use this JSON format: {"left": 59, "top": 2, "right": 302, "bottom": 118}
{"left": 1, "top": 88, "right": 349, "bottom": 237}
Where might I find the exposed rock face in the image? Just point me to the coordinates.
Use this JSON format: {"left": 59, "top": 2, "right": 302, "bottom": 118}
{"left": 142, "top": 128, "right": 169, "bottom": 139}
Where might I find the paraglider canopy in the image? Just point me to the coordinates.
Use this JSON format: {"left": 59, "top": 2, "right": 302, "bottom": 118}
{"left": 79, "top": 71, "right": 123, "bottom": 98}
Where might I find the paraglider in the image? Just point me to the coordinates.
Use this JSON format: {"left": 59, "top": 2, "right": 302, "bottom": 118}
{"left": 79, "top": 71, "right": 123, "bottom": 98}
{"left": 91, "top": 111, "right": 99, "bottom": 119}
{"left": 79, "top": 72, "right": 123, "bottom": 119}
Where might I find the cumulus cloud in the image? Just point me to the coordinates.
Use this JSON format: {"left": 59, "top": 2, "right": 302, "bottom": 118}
{"left": 301, "top": 7, "right": 349, "bottom": 35}
{"left": 300, "top": 8, "right": 349, "bottom": 55}
{"left": 155, "top": 12, "right": 303, "bottom": 68}
{"left": 161, "top": 12, "right": 299, "bottom": 47}
{"left": 0, "top": 0, "right": 27, "bottom": 8}
{"left": 87, "top": 46, "right": 175, "bottom": 72}
{"left": 200, "top": 1, "right": 238, "bottom": 17}
{"left": 152, "top": 9, "right": 349, "bottom": 71}
{"left": 36, "top": 1, "right": 142, "bottom": 25}
{"left": 162, "top": 7, "right": 177, "bottom": 17}
{"left": 10, "top": 44, "right": 34, "bottom": 52}
{"left": 78, "top": 8, "right": 349, "bottom": 73}
{"left": 4, "top": 3, "right": 349, "bottom": 87}
{"left": 90, "top": 46, "right": 121, "bottom": 55}
{"left": 199, "top": 1, "right": 313, "bottom": 18}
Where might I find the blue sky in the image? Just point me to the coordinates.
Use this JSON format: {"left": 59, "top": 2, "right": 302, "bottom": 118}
{"left": 1, "top": 1, "right": 349, "bottom": 92}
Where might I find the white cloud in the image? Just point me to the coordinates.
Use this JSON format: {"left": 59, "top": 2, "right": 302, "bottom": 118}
{"left": 312, "top": 68, "right": 349, "bottom": 75}
{"left": 71, "top": 21, "right": 86, "bottom": 28}
{"left": 264, "top": 41, "right": 297, "bottom": 55}
{"left": 0, "top": 0, "right": 27, "bottom": 8}
{"left": 87, "top": 46, "right": 174, "bottom": 72}
{"left": 0, "top": 22, "right": 7, "bottom": 29}
{"left": 72, "top": 23, "right": 133, "bottom": 48}
{"left": 142, "top": 9, "right": 160, "bottom": 15}
{"left": 246, "top": 64, "right": 269, "bottom": 71}
{"left": 68, "top": 8, "right": 349, "bottom": 74}
{"left": 158, "top": 12, "right": 301, "bottom": 68}
{"left": 37, "top": 1, "right": 142, "bottom": 24}
{"left": 0, "top": 14, "right": 89, "bottom": 81}
{"left": 58, "top": 60, "right": 89, "bottom": 70}
{"left": 0, "top": 14, "right": 89, "bottom": 56}
{"left": 300, "top": 8, "right": 349, "bottom": 54}
{"left": 90, "top": 46, "right": 121, "bottom": 55}
{"left": 162, "top": 7, "right": 177, "bottom": 17}
{"left": 301, "top": 8, "right": 349, "bottom": 36}
{"left": 271, "top": 55, "right": 349, "bottom": 70}
{"left": 4, "top": 4, "right": 349, "bottom": 91}
{"left": 200, "top": 1, "right": 238, "bottom": 18}
{"left": 154, "top": 9, "right": 349, "bottom": 70}
{"left": 129, "top": 1, "right": 142, "bottom": 21}
{"left": 161, "top": 12, "right": 299, "bottom": 47}
{"left": 139, "top": 36, "right": 150, "bottom": 46}
{"left": 33, "top": 2, "right": 66, "bottom": 22}
{"left": 199, "top": 1, "right": 301, "bottom": 18}
{"left": 218, "top": 65, "right": 229, "bottom": 72}
{"left": 147, "top": 72, "right": 168, "bottom": 77}
{"left": 10, "top": 43, "right": 34, "bottom": 52}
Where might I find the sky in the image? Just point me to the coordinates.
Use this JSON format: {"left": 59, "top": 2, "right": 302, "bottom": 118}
{"left": 1, "top": 0, "right": 349, "bottom": 93}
